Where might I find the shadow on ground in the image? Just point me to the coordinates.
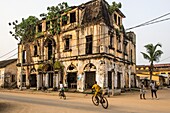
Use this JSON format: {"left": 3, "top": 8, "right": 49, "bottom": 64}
{"left": 0, "top": 102, "right": 14, "bottom": 113}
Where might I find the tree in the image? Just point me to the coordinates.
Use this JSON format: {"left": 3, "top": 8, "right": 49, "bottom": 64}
{"left": 9, "top": 16, "right": 39, "bottom": 90}
{"left": 9, "top": 16, "right": 39, "bottom": 43}
{"left": 141, "top": 43, "right": 163, "bottom": 82}
{"left": 40, "top": 2, "right": 70, "bottom": 35}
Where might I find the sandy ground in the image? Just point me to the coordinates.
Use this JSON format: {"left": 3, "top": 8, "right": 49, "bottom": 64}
{"left": 0, "top": 88, "right": 170, "bottom": 113}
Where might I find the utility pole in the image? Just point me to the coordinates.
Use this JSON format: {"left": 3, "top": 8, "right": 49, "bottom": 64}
{"left": 20, "top": 40, "right": 23, "bottom": 90}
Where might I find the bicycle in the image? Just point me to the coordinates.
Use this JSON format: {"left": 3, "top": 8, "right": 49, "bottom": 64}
{"left": 59, "top": 89, "right": 66, "bottom": 100}
{"left": 92, "top": 90, "right": 108, "bottom": 109}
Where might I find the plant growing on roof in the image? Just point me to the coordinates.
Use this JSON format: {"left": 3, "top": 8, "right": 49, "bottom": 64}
{"left": 108, "top": 1, "right": 122, "bottom": 14}
{"left": 116, "top": 28, "right": 120, "bottom": 38}
{"left": 40, "top": 2, "right": 71, "bottom": 35}
{"left": 54, "top": 60, "right": 64, "bottom": 70}
{"left": 38, "top": 64, "right": 43, "bottom": 71}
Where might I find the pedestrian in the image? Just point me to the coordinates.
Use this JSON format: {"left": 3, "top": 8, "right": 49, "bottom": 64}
{"left": 150, "top": 80, "right": 158, "bottom": 99}
{"left": 140, "top": 82, "right": 146, "bottom": 99}
{"left": 59, "top": 81, "right": 66, "bottom": 99}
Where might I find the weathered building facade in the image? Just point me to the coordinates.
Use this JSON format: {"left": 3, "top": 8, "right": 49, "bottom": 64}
{"left": 17, "top": 0, "right": 136, "bottom": 94}
{"left": 0, "top": 59, "right": 17, "bottom": 88}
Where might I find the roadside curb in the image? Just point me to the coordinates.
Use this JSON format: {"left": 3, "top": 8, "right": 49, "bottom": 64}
{"left": 0, "top": 88, "right": 92, "bottom": 99}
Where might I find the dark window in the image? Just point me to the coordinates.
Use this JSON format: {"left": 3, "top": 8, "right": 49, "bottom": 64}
{"left": 117, "top": 38, "right": 121, "bottom": 51}
{"left": 38, "top": 23, "right": 42, "bottom": 32}
{"left": 11, "top": 74, "right": 15, "bottom": 82}
{"left": 64, "top": 38, "right": 70, "bottom": 50}
{"left": 117, "top": 73, "right": 121, "bottom": 89}
{"left": 118, "top": 16, "right": 121, "bottom": 26}
{"left": 123, "top": 41, "right": 128, "bottom": 54}
{"left": 70, "top": 12, "right": 76, "bottom": 23}
{"left": 46, "top": 21, "right": 50, "bottom": 30}
{"left": 62, "top": 15, "right": 67, "bottom": 26}
{"left": 86, "top": 35, "right": 93, "bottom": 54}
{"left": 130, "top": 49, "right": 133, "bottom": 62}
{"left": 108, "top": 71, "right": 112, "bottom": 89}
{"left": 34, "top": 45, "right": 38, "bottom": 56}
{"left": 110, "top": 34, "right": 114, "bottom": 47}
{"left": 22, "top": 50, "right": 26, "bottom": 63}
{"left": 114, "top": 14, "right": 117, "bottom": 24}
{"left": 22, "top": 74, "right": 26, "bottom": 82}
{"left": 48, "top": 40, "right": 53, "bottom": 60}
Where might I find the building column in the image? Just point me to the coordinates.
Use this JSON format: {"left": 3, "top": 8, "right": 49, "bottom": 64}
{"left": 37, "top": 74, "right": 40, "bottom": 90}
{"left": 45, "top": 73, "right": 49, "bottom": 88}
{"left": 55, "top": 73, "right": 59, "bottom": 88}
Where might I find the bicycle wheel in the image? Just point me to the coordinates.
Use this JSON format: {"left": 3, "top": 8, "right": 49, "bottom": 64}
{"left": 92, "top": 95, "right": 99, "bottom": 106}
{"left": 101, "top": 97, "right": 108, "bottom": 109}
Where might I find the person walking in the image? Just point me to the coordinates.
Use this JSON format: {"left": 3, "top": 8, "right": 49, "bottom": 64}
{"left": 59, "top": 81, "right": 66, "bottom": 99}
{"left": 150, "top": 80, "right": 158, "bottom": 99}
{"left": 140, "top": 82, "right": 146, "bottom": 99}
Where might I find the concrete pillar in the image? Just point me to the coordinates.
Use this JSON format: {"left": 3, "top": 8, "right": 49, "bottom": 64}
{"left": 45, "top": 73, "right": 49, "bottom": 88}
{"left": 56, "top": 73, "right": 59, "bottom": 88}
{"left": 37, "top": 74, "right": 40, "bottom": 90}
{"left": 53, "top": 74, "right": 56, "bottom": 88}
{"left": 112, "top": 72, "right": 115, "bottom": 95}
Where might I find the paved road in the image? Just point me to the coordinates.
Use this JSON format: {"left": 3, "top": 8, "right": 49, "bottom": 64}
{"left": 0, "top": 88, "right": 170, "bottom": 113}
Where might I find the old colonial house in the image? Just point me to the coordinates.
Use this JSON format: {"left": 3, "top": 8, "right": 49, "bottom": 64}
{"left": 0, "top": 59, "right": 17, "bottom": 88}
{"left": 17, "top": 0, "right": 136, "bottom": 95}
{"left": 136, "top": 64, "right": 170, "bottom": 87}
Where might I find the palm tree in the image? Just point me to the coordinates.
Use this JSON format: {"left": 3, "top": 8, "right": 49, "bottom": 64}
{"left": 141, "top": 43, "right": 163, "bottom": 83}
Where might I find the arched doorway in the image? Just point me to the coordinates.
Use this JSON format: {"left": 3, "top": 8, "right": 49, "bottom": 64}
{"left": 66, "top": 63, "right": 77, "bottom": 89}
{"left": 30, "top": 68, "right": 37, "bottom": 87}
{"left": 84, "top": 63, "right": 96, "bottom": 89}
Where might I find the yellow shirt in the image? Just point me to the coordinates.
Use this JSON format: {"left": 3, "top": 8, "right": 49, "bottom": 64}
{"left": 92, "top": 84, "right": 101, "bottom": 92}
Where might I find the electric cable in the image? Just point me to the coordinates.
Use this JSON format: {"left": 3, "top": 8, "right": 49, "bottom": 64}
{"left": 126, "top": 12, "right": 170, "bottom": 31}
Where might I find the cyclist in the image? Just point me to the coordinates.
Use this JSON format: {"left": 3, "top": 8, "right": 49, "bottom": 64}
{"left": 92, "top": 81, "right": 101, "bottom": 98}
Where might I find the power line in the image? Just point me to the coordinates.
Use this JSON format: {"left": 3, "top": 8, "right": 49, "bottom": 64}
{"left": 126, "top": 12, "right": 170, "bottom": 31}
{"left": 5, "top": 53, "right": 18, "bottom": 60}
{"left": 0, "top": 48, "right": 17, "bottom": 59}
{"left": 159, "top": 56, "right": 170, "bottom": 62}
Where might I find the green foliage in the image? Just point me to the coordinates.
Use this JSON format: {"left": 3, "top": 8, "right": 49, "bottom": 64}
{"left": 141, "top": 43, "right": 163, "bottom": 81}
{"left": 109, "top": 2, "right": 122, "bottom": 14}
{"left": 40, "top": 2, "right": 70, "bottom": 35}
{"left": 141, "top": 43, "right": 163, "bottom": 63}
{"left": 116, "top": 29, "right": 120, "bottom": 37}
{"left": 9, "top": 16, "right": 39, "bottom": 43}
{"left": 38, "top": 64, "right": 43, "bottom": 71}
{"left": 54, "top": 61, "right": 64, "bottom": 70}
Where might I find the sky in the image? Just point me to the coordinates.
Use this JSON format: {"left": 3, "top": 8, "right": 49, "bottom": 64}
{"left": 0, "top": 0, "right": 170, "bottom": 65}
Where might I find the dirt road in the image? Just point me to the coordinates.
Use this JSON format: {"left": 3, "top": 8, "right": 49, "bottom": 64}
{"left": 0, "top": 88, "right": 170, "bottom": 113}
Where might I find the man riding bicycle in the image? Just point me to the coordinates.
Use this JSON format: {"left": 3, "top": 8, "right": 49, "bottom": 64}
{"left": 92, "top": 81, "right": 101, "bottom": 98}
{"left": 91, "top": 81, "right": 109, "bottom": 109}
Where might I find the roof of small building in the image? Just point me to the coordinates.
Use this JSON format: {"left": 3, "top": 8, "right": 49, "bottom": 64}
{"left": 0, "top": 59, "right": 17, "bottom": 68}
{"left": 137, "top": 63, "right": 170, "bottom": 68}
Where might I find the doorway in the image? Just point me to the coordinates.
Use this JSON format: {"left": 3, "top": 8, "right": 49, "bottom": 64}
{"left": 108, "top": 71, "right": 112, "bottom": 89}
{"left": 85, "top": 72, "right": 96, "bottom": 89}
{"left": 67, "top": 73, "right": 77, "bottom": 88}
{"left": 48, "top": 73, "right": 53, "bottom": 88}
{"left": 30, "top": 74, "right": 37, "bottom": 87}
